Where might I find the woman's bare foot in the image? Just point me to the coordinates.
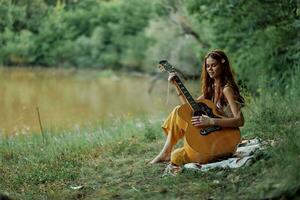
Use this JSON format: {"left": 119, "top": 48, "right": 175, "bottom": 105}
{"left": 149, "top": 153, "right": 170, "bottom": 164}
{"left": 149, "top": 132, "right": 173, "bottom": 164}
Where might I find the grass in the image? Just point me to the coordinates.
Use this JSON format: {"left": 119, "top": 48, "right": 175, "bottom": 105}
{"left": 0, "top": 91, "right": 300, "bottom": 200}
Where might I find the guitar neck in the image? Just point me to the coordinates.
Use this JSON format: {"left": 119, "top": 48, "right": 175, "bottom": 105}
{"left": 173, "top": 76, "right": 200, "bottom": 111}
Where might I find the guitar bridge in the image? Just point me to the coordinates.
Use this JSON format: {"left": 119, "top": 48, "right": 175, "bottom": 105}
{"left": 200, "top": 126, "right": 222, "bottom": 135}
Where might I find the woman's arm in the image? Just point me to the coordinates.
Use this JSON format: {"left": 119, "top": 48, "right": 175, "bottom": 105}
{"left": 197, "top": 94, "right": 204, "bottom": 101}
{"left": 174, "top": 84, "right": 188, "bottom": 104}
{"left": 168, "top": 72, "right": 188, "bottom": 105}
{"left": 192, "top": 87, "right": 244, "bottom": 128}
{"left": 212, "top": 86, "right": 244, "bottom": 127}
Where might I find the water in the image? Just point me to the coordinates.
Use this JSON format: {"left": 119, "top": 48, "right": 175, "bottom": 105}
{"left": 0, "top": 67, "right": 200, "bottom": 136}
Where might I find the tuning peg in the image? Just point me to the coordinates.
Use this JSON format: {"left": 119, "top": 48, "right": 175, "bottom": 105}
{"left": 157, "top": 64, "right": 165, "bottom": 72}
{"left": 159, "top": 60, "right": 167, "bottom": 65}
{"left": 158, "top": 60, "right": 168, "bottom": 71}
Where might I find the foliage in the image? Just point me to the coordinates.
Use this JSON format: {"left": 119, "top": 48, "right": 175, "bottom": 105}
{"left": 0, "top": 0, "right": 160, "bottom": 69}
{"left": 0, "top": 0, "right": 298, "bottom": 91}
{"left": 183, "top": 0, "right": 299, "bottom": 92}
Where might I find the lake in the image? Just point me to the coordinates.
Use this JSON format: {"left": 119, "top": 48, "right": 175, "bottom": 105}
{"left": 0, "top": 67, "right": 200, "bottom": 136}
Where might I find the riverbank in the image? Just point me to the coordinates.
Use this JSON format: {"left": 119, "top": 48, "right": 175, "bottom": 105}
{"left": 0, "top": 93, "right": 299, "bottom": 200}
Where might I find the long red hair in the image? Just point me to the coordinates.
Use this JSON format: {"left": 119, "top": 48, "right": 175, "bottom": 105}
{"left": 201, "top": 49, "right": 245, "bottom": 107}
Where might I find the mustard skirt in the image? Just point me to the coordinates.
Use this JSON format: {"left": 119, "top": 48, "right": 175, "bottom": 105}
{"left": 162, "top": 106, "right": 206, "bottom": 166}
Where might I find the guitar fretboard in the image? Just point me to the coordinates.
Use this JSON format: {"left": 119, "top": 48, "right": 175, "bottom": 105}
{"left": 173, "top": 76, "right": 200, "bottom": 111}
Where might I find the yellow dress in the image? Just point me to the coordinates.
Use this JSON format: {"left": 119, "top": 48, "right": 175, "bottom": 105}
{"left": 162, "top": 104, "right": 234, "bottom": 166}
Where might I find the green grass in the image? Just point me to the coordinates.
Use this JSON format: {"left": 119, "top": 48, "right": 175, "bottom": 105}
{"left": 0, "top": 92, "right": 300, "bottom": 200}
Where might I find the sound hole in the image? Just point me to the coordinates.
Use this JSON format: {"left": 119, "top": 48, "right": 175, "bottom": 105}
{"left": 195, "top": 103, "right": 219, "bottom": 118}
{"left": 193, "top": 103, "right": 222, "bottom": 135}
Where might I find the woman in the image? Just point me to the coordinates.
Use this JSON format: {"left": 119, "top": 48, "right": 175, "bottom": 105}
{"left": 150, "top": 49, "right": 245, "bottom": 165}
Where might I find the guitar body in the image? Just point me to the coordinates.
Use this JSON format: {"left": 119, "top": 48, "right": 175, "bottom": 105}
{"left": 177, "top": 99, "right": 241, "bottom": 163}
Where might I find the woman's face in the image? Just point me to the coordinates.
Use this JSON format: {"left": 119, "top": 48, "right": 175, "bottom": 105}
{"left": 206, "top": 56, "right": 222, "bottom": 79}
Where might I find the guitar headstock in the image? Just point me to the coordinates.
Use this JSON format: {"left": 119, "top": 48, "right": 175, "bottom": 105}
{"left": 158, "top": 60, "right": 175, "bottom": 73}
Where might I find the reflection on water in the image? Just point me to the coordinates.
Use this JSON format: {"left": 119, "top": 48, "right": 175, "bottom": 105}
{"left": 0, "top": 68, "right": 199, "bottom": 135}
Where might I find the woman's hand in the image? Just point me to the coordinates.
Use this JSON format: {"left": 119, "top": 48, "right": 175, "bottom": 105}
{"left": 191, "top": 115, "right": 215, "bottom": 127}
{"left": 168, "top": 72, "right": 177, "bottom": 84}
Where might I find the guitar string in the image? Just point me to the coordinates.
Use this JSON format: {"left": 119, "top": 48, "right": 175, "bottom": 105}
{"left": 166, "top": 79, "right": 170, "bottom": 105}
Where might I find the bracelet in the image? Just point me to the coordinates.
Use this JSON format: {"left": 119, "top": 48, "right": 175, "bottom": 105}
{"left": 210, "top": 118, "right": 215, "bottom": 125}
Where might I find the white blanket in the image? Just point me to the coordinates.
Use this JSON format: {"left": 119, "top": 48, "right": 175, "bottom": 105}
{"left": 163, "top": 138, "right": 264, "bottom": 176}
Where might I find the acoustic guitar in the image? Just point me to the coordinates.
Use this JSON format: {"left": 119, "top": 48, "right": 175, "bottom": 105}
{"left": 158, "top": 60, "right": 241, "bottom": 163}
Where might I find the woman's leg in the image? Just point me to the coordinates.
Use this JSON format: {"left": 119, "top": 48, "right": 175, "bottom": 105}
{"left": 149, "top": 131, "right": 174, "bottom": 164}
{"left": 150, "top": 106, "right": 188, "bottom": 164}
